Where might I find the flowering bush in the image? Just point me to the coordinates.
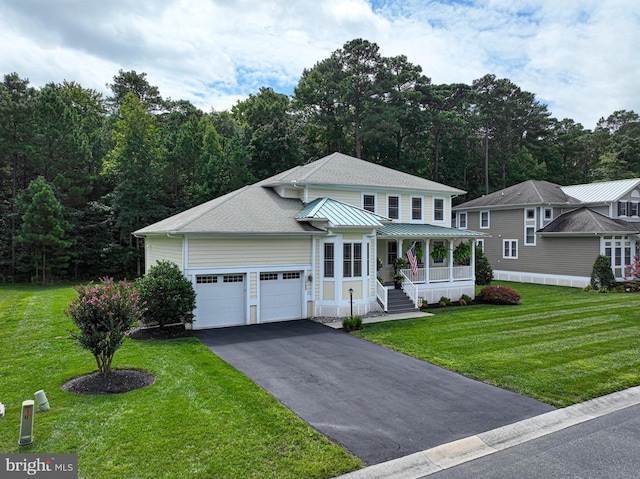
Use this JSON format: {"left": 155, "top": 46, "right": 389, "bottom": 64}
{"left": 477, "top": 285, "right": 521, "bottom": 305}
{"left": 624, "top": 256, "right": 640, "bottom": 292}
{"left": 66, "top": 277, "right": 144, "bottom": 375}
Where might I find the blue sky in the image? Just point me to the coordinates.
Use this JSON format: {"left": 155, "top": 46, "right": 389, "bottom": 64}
{"left": 1, "top": 0, "right": 638, "bottom": 129}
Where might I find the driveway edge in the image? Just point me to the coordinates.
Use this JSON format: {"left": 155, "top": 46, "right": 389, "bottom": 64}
{"left": 333, "top": 385, "right": 640, "bottom": 479}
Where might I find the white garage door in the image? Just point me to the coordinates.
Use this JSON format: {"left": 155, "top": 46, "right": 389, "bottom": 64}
{"left": 259, "top": 271, "right": 304, "bottom": 323}
{"left": 193, "top": 274, "right": 246, "bottom": 329}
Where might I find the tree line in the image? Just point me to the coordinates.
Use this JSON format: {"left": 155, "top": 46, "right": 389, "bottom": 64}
{"left": 1, "top": 38, "right": 638, "bottom": 282}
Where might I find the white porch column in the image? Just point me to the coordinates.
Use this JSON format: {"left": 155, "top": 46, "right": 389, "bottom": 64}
{"left": 448, "top": 239, "right": 454, "bottom": 282}
{"left": 471, "top": 238, "right": 476, "bottom": 283}
{"left": 424, "top": 238, "right": 430, "bottom": 284}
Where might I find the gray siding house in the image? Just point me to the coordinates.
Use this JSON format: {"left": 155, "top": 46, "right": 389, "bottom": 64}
{"left": 453, "top": 179, "right": 640, "bottom": 287}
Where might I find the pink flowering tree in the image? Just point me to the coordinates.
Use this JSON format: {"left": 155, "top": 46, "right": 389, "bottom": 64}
{"left": 66, "top": 277, "right": 145, "bottom": 375}
{"left": 624, "top": 255, "right": 640, "bottom": 292}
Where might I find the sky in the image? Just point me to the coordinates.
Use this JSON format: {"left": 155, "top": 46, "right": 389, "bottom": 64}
{"left": 1, "top": 0, "right": 638, "bottom": 129}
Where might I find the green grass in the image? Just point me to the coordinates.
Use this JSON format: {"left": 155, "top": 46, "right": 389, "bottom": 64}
{"left": 356, "top": 282, "right": 640, "bottom": 407}
{"left": 0, "top": 285, "right": 362, "bottom": 478}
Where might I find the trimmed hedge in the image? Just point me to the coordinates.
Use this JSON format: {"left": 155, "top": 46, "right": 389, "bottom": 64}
{"left": 477, "top": 285, "right": 521, "bottom": 305}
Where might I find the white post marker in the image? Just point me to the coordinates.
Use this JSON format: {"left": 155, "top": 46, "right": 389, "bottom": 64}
{"left": 0, "top": 402, "right": 5, "bottom": 418}
{"left": 18, "top": 399, "right": 35, "bottom": 446}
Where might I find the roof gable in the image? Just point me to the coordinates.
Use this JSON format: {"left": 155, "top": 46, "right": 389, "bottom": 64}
{"left": 262, "top": 152, "right": 465, "bottom": 195}
{"left": 539, "top": 207, "right": 640, "bottom": 235}
{"left": 454, "top": 180, "right": 578, "bottom": 210}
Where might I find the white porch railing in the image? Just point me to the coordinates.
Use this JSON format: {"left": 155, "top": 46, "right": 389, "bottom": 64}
{"left": 376, "top": 278, "right": 388, "bottom": 311}
{"left": 402, "top": 266, "right": 473, "bottom": 284}
{"left": 400, "top": 271, "right": 419, "bottom": 308}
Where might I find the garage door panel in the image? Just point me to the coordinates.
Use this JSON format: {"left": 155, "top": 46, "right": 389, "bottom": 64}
{"left": 194, "top": 274, "right": 245, "bottom": 329}
{"left": 260, "top": 272, "right": 303, "bottom": 322}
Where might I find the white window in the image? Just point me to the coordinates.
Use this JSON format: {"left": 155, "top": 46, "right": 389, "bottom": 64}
{"left": 323, "top": 243, "right": 334, "bottom": 278}
{"left": 476, "top": 239, "right": 485, "bottom": 252}
{"left": 387, "top": 195, "right": 399, "bottom": 220}
{"left": 524, "top": 208, "right": 536, "bottom": 246}
{"left": 631, "top": 202, "right": 639, "bottom": 217}
{"left": 458, "top": 212, "right": 467, "bottom": 229}
{"left": 363, "top": 194, "right": 375, "bottom": 213}
{"left": 343, "top": 243, "right": 362, "bottom": 278}
{"left": 480, "top": 211, "right": 490, "bottom": 229}
{"left": 503, "top": 239, "right": 518, "bottom": 259}
{"left": 411, "top": 197, "right": 423, "bottom": 222}
{"left": 433, "top": 198, "right": 444, "bottom": 222}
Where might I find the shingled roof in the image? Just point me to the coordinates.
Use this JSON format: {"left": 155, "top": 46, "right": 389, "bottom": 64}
{"left": 454, "top": 180, "right": 579, "bottom": 210}
{"left": 263, "top": 152, "right": 466, "bottom": 194}
{"left": 539, "top": 207, "right": 640, "bottom": 235}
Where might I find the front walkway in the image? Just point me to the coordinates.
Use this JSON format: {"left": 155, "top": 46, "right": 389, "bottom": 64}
{"left": 195, "top": 320, "right": 553, "bottom": 465}
{"left": 321, "top": 310, "right": 430, "bottom": 329}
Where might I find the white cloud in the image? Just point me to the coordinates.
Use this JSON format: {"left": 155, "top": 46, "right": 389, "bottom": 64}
{"left": 0, "top": 0, "right": 638, "bottom": 128}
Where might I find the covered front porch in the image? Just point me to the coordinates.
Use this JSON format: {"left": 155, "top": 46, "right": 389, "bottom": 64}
{"left": 375, "top": 223, "right": 486, "bottom": 310}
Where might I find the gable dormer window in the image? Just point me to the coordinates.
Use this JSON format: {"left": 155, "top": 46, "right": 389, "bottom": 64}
{"left": 363, "top": 194, "right": 375, "bottom": 213}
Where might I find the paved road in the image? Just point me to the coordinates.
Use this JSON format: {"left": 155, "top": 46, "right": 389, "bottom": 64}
{"left": 425, "top": 403, "right": 640, "bottom": 479}
{"left": 195, "top": 320, "right": 554, "bottom": 465}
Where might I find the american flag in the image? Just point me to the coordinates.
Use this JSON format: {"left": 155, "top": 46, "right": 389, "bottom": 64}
{"left": 406, "top": 242, "right": 418, "bottom": 277}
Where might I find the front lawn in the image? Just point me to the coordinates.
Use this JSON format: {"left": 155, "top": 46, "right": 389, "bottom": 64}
{"left": 356, "top": 282, "right": 640, "bottom": 407}
{"left": 0, "top": 285, "right": 361, "bottom": 478}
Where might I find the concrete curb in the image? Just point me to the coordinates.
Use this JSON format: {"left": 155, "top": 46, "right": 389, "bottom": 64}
{"left": 333, "top": 385, "right": 640, "bottom": 479}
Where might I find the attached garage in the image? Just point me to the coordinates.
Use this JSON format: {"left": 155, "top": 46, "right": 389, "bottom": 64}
{"left": 193, "top": 274, "right": 246, "bottom": 329}
{"left": 259, "top": 271, "right": 305, "bottom": 323}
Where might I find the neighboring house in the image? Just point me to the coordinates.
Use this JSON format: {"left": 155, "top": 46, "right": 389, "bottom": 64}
{"left": 453, "top": 179, "right": 640, "bottom": 287}
{"left": 134, "top": 152, "right": 484, "bottom": 329}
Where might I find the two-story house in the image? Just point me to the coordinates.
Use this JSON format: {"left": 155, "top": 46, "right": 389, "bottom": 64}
{"left": 453, "top": 179, "right": 640, "bottom": 287}
{"left": 134, "top": 152, "right": 484, "bottom": 329}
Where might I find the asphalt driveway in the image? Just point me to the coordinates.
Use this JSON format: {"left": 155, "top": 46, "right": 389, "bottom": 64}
{"left": 195, "top": 320, "right": 554, "bottom": 465}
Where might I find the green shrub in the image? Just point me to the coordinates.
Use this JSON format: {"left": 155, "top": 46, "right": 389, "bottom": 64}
{"left": 590, "top": 255, "right": 617, "bottom": 291}
{"left": 136, "top": 260, "right": 196, "bottom": 328}
{"left": 477, "top": 285, "right": 521, "bottom": 305}
{"left": 66, "top": 277, "right": 144, "bottom": 375}
{"left": 342, "top": 316, "right": 363, "bottom": 332}
{"left": 475, "top": 245, "right": 494, "bottom": 285}
{"left": 460, "top": 294, "right": 473, "bottom": 305}
{"left": 439, "top": 296, "right": 452, "bottom": 306}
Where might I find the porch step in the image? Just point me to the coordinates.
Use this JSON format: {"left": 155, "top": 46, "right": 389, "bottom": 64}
{"left": 386, "top": 288, "right": 419, "bottom": 314}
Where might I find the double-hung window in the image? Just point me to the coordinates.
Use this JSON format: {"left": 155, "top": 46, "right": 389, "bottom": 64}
{"left": 480, "top": 211, "right": 490, "bottom": 228}
{"left": 387, "top": 241, "right": 398, "bottom": 266}
{"left": 433, "top": 198, "right": 444, "bottom": 222}
{"left": 524, "top": 208, "right": 536, "bottom": 245}
{"left": 343, "top": 243, "right": 362, "bottom": 278}
{"left": 458, "top": 212, "right": 467, "bottom": 229}
{"left": 411, "top": 197, "right": 423, "bottom": 222}
{"left": 363, "top": 194, "right": 375, "bottom": 213}
{"left": 503, "top": 239, "right": 518, "bottom": 259}
{"left": 388, "top": 196, "right": 399, "bottom": 220}
{"left": 323, "top": 243, "right": 334, "bottom": 278}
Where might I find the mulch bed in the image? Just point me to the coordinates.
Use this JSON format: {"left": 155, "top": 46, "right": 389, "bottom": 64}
{"left": 126, "top": 323, "right": 193, "bottom": 340}
{"left": 62, "top": 369, "right": 155, "bottom": 395}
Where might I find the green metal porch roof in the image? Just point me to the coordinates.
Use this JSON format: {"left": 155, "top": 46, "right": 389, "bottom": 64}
{"left": 296, "top": 197, "right": 391, "bottom": 227}
{"left": 377, "top": 223, "right": 487, "bottom": 238}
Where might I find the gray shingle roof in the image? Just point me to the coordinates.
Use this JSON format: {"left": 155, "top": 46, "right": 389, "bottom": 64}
{"left": 262, "top": 152, "right": 466, "bottom": 194}
{"left": 453, "top": 180, "right": 579, "bottom": 210}
{"left": 539, "top": 207, "right": 640, "bottom": 235}
{"left": 134, "top": 186, "right": 319, "bottom": 235}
